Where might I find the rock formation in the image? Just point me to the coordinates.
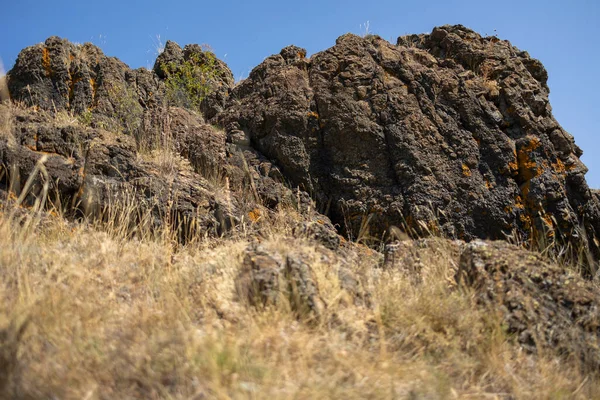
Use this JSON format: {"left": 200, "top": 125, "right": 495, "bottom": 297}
{"left": 458, "top": 240, "right": 600, "bottom": 371}
{"left": 219, "top": 25, "right": 600, "bottom": 267}
{"left": 3, "top": 25, "right": 600, "bottom": 265}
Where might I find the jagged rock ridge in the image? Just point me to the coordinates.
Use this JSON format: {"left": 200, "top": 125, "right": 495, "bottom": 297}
{"left": 3, "top": 25, "right": 600, "bottom": 268}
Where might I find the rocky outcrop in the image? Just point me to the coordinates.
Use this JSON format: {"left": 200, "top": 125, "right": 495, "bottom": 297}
{"left": 0, "top": 104, "right": 244, "bottom": 238}
{"left": 235, "top": 244, "right": 325, "bottom": 319}
{"left": 219, "top": 25, "right": 600, "bottom": 266}
{"left": 4, "top": 26, "right": 600, "bottom": 265}
{"left": 154, "top": 41, "right": 234, "bottom": 119}
{"left": 7, "top": 36, "right": 234, "bottom": 132}
{"left": 7, "top": 36, "right": 163, "bottom": 120}
{"left": 2, "top": 36, "right": 341, "bottom": 243}
{"left": 0, "top": 101, "right": 340, "bottom": 243}
{"left": 457, "top": 241, "right": 600, "bottom": 371}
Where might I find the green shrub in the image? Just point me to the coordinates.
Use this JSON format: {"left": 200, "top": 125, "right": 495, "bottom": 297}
{"left": 77, "top": 109, "right": 93, "bottom": 126}
{"left": 161, "top": 52, "right": 220, "bottom": 112}
{"left": 107, "top": 83, "right": 143, "bottom": 135}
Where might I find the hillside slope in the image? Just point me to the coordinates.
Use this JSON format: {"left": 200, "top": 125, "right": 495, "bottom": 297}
{"left": 1, "top": 25, "right": 600, "bottom": 398}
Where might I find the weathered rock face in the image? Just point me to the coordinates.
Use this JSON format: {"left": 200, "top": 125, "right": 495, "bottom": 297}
{"left": 457, "top": 240, "right": 600, "bottom": 371}
{"left": 7, "top": 36, "right": 234, "bottom": 132}
{"left": 0, "top": 101, "right": 340, "bottom": 244}
{"left": 0, "top": 104, "right": 242, "bottom": 238}
{"left": 219, "top": 25, "right": 600, "bottom": 265}
{"left": 7, "top": 36, "right": 163, "bottom": 118}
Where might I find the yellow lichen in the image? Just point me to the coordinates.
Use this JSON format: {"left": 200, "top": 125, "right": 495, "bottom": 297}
{"left": 462, "top": 164, "right": 472, "bottom": 177}
{"left": 519, "top": 213, "right": 532, "bottom": 229}
{"left": 541, "top": 213, "right": 554, "bottom": 229}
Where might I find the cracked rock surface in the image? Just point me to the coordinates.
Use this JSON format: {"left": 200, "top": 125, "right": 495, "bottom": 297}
{"left": 219, "top": 25, "right": 600, "bottom": 265}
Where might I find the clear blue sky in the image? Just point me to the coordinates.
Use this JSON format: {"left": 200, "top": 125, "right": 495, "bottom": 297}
{"left": 1, "top": 0, "right": 598, "bottom": 188}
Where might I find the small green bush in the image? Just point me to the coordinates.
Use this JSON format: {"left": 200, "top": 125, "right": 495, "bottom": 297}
{"left": 107, "top": 83, "right": 143, "bottom": 135}
{"left": 161, "top": 52, "right": 220, "bottom": 112}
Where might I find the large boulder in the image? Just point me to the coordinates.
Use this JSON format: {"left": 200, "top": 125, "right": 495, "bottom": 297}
{"left": 219, "top": 25, "right": 600, "bottom": 266}
{"left": 235, "top": 243, "right": 325, "bottom": 319}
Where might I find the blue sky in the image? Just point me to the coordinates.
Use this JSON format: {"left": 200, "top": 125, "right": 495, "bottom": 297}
{"left": 1, "top": 0, "right": 598, "bottom": 188}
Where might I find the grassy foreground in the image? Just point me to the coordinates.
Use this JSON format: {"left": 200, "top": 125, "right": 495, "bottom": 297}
{"left": 0, "top": 199, "right": 599, "bottom": 400}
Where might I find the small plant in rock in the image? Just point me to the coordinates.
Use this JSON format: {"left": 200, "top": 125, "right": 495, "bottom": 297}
{"left": 161, "top": 51, "right": 221, "bottom": 112}
{"left": 106, "top": 82, "right": 143, "bottom": 135}
{"left": 77, "top": 109, "right": 93, "bottom": 126}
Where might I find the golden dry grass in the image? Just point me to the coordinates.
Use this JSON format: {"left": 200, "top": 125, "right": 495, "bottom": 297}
{"left": 0, "top": 199, "right": 599, "bottom": 399}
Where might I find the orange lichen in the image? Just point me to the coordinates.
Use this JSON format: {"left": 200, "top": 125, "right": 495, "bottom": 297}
{"left": 514, "top": 195, "right": 525, "bottom": 209}
{"left": 502, "top": 148, "right": 519, "bottom": 176}
{"left": 541, "top": 213, "right": 554, "bottom": 229}
{"left": 461, "top": 164, "right": 472, "bottom": 177}
{"left": 307, "top": 111, "right": 319, "bottom": 119}
{"left": 89, "top": 78, "right": 97, "bottom": 100}
{"left": 248, "top": 208, "right": 261, "bottom": 223}
{"left": 519, "top": 213, "right": 532, "bottom": 229}
{"left": 551, "top": 158, "right": 575, "bottom": 174}
{"left": 517, "top": 137, "right": 544, "bottom": 181}
{"left": 42, "top": 47, "right": 52, "bottom": 77}
{"left": 520, "top": 137, "right": 541, "bottom": 153}
{"left": 484, "top": 179, "right": 493, "bottom": 189}
{"left": 297, "top": 50, "right": 307, "bottom": 59}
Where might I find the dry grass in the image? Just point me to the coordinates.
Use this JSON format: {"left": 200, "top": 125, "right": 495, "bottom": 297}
{"left": 0, "top": 197, "right": 598, "bottom": 399}
{"left": 0, "top": 104, "right": 12, "bottom": 140}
